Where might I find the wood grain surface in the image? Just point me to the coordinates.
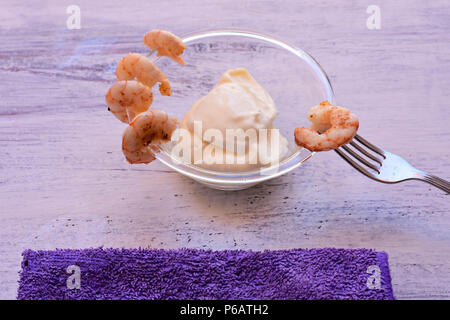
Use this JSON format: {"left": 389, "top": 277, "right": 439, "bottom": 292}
{"left": 1, "top": 0, "right": 449, "bottom": 299}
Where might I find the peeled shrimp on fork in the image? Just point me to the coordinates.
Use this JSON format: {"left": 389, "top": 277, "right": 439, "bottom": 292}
{"left": 294, "top": 101, "right": 450, "bottom": 192}
{"left": 116, "top": 53, "right": 172, "bottom": 96}
{"left": 144, "top": 30, "right": 186, "bottom": 65}
{"left": 122, "top": 109, "right": 178, "bottom": 164}
{"left": 294, "top": 101, "right": 359, "bottom": 152}
{"left": 105, "top": 80, "right": 153, "bottom": 123}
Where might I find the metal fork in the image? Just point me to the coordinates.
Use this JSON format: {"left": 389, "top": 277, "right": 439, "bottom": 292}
{"left": 334, "top": 135, "right": 450, "bottom": 193}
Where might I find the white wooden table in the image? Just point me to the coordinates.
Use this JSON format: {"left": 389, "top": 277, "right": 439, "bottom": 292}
{"left": 0, "top": 0, "right": 449, "bottom": 299}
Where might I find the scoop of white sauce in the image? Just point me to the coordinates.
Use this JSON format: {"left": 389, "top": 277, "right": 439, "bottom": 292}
{"left": 178, "top": 68, "right": 288, "bottom": 172}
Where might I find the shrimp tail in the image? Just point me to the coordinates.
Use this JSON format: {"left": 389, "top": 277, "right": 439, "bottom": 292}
{"left": 159, "top": 80, "right": 172, "bottom": 96}
{"left": 173, "top": 55, "right": 186, "bottom": 65}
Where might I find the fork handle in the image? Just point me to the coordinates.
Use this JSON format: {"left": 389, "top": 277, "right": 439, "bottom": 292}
{"left": 417, "top": 173, "right": 450, "bottom": 194}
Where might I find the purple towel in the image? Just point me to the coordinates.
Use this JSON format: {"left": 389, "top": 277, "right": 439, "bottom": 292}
{"left": 18, "top": 248, "right": 394, "bottom": 300}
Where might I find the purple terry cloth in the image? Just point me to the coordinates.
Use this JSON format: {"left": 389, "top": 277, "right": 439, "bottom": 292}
{"left": 17, "top": 248, "right": 394, "bottom": 300}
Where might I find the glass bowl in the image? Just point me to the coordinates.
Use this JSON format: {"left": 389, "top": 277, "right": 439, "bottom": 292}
{"left": 154, "top": 29, "right": 335, "bottom": 190}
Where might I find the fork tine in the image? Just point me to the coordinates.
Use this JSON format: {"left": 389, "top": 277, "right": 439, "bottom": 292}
{"left": 341, "top": 145, "right": 381, "bottom": 173}
{"left": 336, "top": 135, "right": 449, "bottom": 193}
{"left": 423, "top": 174, "right": 450, "bottom": 193}
{"left": 349, "top": 141, "right": 383, "bottom": 165}
{"left": 428, "top": 174, "right": 450, "bottom": 186}
{"left": 334, "top": 148, "right": 375, "bottom": 179}
{"left": 354, "top": 135, "right": 386, "bottom": 158}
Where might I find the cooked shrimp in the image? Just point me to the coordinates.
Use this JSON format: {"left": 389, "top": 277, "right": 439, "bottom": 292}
{"left": 116, "top": 53, "right": 171, "bottom": 96}
{"left": 294, "top": 101, "right": 359, "bottom": 152}
{"left": 144, "top": 30, "right": 186, "bottom": 65}
{"left": 122, "top": 109, "right": 178, "bottom": 164}
{"left": 105, "top": 80, "right": 153, "bottom": 123}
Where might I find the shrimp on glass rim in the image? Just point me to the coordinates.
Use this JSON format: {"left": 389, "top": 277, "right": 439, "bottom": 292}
{"left": 116, "top": 53, "right": 171, "bottom": 96}
{"left": 144, "top": 30, "right": 186, "bottom": 65}
{"left": 105, "top": 80, "right": 153, "bottom": 123}
{"left": 122, "top": 109, "right": 178, "bottom": 164}
{"left": 294, "top": 101, "right": 359, "bottom": 152}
